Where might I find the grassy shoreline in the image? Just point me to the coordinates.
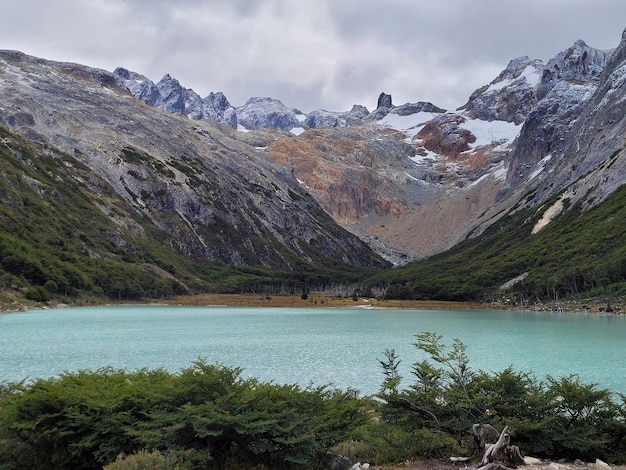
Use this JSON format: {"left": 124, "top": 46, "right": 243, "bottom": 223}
{"left": 1, "top": 291, "right": 622, "bottom": 313}
{"left": 162, "top": 293, "right": 504, "bottom": 310}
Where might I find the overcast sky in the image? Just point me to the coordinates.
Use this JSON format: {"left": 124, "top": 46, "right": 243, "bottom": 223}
{"left": 2, "top": 1, "right": 626, "bottom": 112}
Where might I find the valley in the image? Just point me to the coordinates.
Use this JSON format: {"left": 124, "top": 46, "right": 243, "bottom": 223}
{"left": 0, "top": 29, "right": 625, "bottom": 310}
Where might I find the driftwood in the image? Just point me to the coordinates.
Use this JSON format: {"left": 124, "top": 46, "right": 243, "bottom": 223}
{"left": 472, "top": 423, "right": 500, "bottom": 451}
{"left": 504, "top": 445, "right": 525, "bottom": 467}
{"left": 471, "top": 424, "right": 525, "bottom": 470}
{"left": 481, "top": 425, "right": 510, "bottom": 466}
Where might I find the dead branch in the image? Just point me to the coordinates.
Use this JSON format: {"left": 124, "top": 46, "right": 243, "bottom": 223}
{"left": 505, "top": 445, "right": 525, "bottom": 467}
{"left": 472, "top": 423, "right": 500, "bottom": 450}
{"left": 481, "top": 425, "right": 509, "bottom": 466}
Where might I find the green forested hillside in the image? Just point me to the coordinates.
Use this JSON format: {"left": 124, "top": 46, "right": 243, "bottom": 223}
{"left": 371, "top": 184, "right": 626, "bottom": 304}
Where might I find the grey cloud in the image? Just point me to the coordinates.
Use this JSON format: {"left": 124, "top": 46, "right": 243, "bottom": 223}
{"left": 2, "top": 0, "right": 626, "bottom": 113}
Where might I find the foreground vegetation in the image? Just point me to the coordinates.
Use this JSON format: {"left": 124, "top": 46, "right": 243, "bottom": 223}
{"left": 3, "top": 334, "right": 626, "bottom": 469}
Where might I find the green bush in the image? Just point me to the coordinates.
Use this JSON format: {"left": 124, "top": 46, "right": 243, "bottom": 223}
{"left": 0, "top": 361, "right": 368, "bottom": 470}
{"left": 103, "top": 449, "right": 184, "bottom": 470}
{"left": 376, "top": 332, "right": 626, "bottom": 463}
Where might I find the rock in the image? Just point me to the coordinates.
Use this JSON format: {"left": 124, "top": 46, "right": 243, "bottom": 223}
{"left": 346, "top": 104, "right": 371, "bottom": 124}
{"left": 524, "top": 456, "right": 543, "bottom": 465}
{"left": 330, "top": 454, "right": 352, "bottom": 470}
{"left": 391, "top": 101, "right": 446, "bottom": 116}
{"left": 415, "top": 113, "right": 476, "bottom": 158}
{"left": 236, "top": 97, "right": 301, "bottom": 131}
{"left": 156, "top": 74, "right": 185, "bottom": 114}
{"left": 539, "top": 40, "right": 609, "bottom": 99}
{"left": 377, "top": 92, "right": 392, "bottom": 109}
{"left": 460, "top": 56, "right": 543, "bottom": 124}
{"left": 349, "top": 464, "right": 370, "bottom": 470}
{"left": 595, "top": 459, "right": 610, "bottom": 470}
{"left": 304, "top": 109, "right": 348, "bottom": 129}
{"left": 549, "top": 463, "right": 562, "bottom": 470}
{"left": 113, "top": 67, "right": 162, "bottom": 107}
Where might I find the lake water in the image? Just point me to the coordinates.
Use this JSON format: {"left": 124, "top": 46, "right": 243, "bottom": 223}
{"left": 2, "top": 305, "right": 626, "bottom": 396}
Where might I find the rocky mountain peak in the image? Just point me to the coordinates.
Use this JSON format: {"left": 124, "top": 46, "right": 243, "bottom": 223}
{"left": 500, "top": 40, "right": 613, "bottom": 200}
{"left": 113, "top": 68, "right": 237, "bottom": 127}
{"left": 459, "top": 56, "right": 543, "bottom": 124}
{"left": 377, "top": 92, "right": 393, "bottom": 109}
{"left": 236, "top": 97, "right": 303, "bottom": 131}
{"left": 538, "top": 39, "right": 609, "bottom": 98}
{"left": 156, "top": 74, "right": 185, "bottom": 114}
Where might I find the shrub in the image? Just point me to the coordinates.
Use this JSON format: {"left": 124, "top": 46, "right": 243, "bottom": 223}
{"left": 0, "top": 361, "right": 368, "bottom": 470}
{"left": 376, "top": 332, "right": 626, "bottom": 463}
{"left": 103, "top": 449, "right": 184, "bottom": 470}
{"left": 24, "top": 286, "right": 49, "bottom": 302}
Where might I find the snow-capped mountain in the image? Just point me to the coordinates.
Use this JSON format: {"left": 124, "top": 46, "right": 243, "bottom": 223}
{"left": 3, "top": 28, "right": 625, "bottom": 265}
{"left": 113, "top": 68, "right": 237, "bottom": 128}
{"left": 459, "top": 56, "right": 543, "bottom": 124}
{"left": 83, "top": 32, "right": 626, "bottom": 262}
{"left": 235, "top": 97, "right": 305, "bottom": 132}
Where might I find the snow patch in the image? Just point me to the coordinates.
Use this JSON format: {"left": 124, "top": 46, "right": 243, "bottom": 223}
{"left": 500, "top": 272, "right": 529, "bottom": 290}
{"left": 409, "top": 149, "right": 439, "bottom": 165}
{"left": 378, "top": 112, "right": 439, "bottom": 136}
{"left": 493, "top": 163, "right": 508, "bottom": 181}
{"left": 485, "top": 65, "right": 541, "bottom": 94}
{"left": 527, "top": 154, "right": 552, "bottom": 181}
{"left": 290, "top": 127, "right": 305, "bottom": 136}
{"left": 460, "top": 118, "right": 521, "bottom": 148}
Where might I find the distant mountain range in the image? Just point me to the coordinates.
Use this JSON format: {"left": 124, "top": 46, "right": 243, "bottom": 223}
{"left": 0, "top": 27, "right": 625, "bottom": 307}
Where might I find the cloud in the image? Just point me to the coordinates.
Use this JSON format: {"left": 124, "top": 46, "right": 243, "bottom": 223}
{"left": 1, "top": 0, "right": 626, "bottom": 112}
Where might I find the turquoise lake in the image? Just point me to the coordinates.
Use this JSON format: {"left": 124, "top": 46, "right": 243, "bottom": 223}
{"left": 2, "top": 305, "right": 626, "bottom": 396}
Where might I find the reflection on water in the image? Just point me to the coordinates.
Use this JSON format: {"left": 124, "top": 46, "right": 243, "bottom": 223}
{"left": 2, "top": 306, "right": 626, "bottom": 395}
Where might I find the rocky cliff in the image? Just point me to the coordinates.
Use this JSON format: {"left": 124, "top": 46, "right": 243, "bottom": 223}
{"left": 0, "top": 50, "right": 386, "bottom": 273}
{"left": 510, "top": 33, "right": 626, "bottom": 212}
{"left": 2, "top": 28, "right": 625, "bottom": 270}
{"left": 500, "top": 40, "right": 612, "bottom": 199}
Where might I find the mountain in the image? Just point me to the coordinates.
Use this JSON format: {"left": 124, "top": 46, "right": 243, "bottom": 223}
{"left": 0, "top": 50, "right": 387, "bottom": 307}
{"left": 1, "top": 27, "right": 625, "bottom": 307}
{"left": 369, "top": 34, "right": 626, "bottom": 303}
{"left": 113, "top": 68, "right": 238, "bottom": 128}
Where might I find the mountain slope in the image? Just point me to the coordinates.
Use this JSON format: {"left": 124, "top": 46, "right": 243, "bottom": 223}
{"left": 369, "top": 33, "right": 626, "bottom": 303}
{"left": 0, "top": 51, "right": 387, "bottom": 307}
{"left": 369, "top": 183, "right": 626, "bottom": 304}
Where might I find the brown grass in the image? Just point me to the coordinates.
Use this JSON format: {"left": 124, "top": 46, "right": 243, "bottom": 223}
{"left": 163, "top": 293, "right": 501, "bottom": 310}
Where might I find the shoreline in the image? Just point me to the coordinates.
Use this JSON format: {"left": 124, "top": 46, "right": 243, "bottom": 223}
{"left": 161, "top": 293, "right": 504, "bottom": 310}
{"left": 1, "top": 292, "right": 622, "bottom": 314}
